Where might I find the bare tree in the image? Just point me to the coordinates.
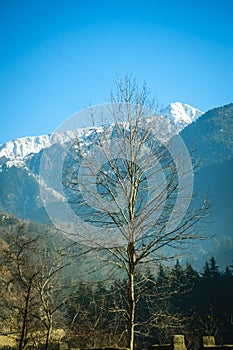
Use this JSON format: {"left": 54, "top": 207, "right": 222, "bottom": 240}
{"left": 0, "top": 221, "right": 42, "bottom": 349}
{"left": 60, "top": 77, "right": 209, "bottom": 350}
{"left": 33, "top": 235, "right": 75, "bottom": 349}
{"left": 0, "top": 217, "right": 77, "bottom": 349}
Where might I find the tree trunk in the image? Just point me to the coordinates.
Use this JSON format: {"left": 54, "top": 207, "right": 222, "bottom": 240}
{"left": 127, "top": 241, "right": 136, "bottom": 350}
{"left": 18, "top": 278, "right": 32, "bottom": 350}
{"left": 45, "top": 321, "right": 52, "bottom": 350}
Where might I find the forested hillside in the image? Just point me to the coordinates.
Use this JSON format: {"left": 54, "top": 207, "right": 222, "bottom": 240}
{"left": 0, "top": 213, "right": 232, "bottom": 349}
{"left": 181, "top": 103, "right": 233, "bottom": 267}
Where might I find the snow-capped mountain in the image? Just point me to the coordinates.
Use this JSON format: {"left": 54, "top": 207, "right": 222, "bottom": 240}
{"left": 161, "top": 102, "right": 203, "bottom": 127}
{"left": 0, "top": 102, "right": 202, "bottom": 163}
{"left": 0, "top": 130, "right": 81, "bottom": 161}
{"left": 0, "top": 102, "right": 203, "bottom": 221}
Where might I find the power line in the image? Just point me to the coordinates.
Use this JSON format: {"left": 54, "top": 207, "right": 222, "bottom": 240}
{"left": 10, "top": 68, "right": 79, "bottom": 110}
{"left": 39, "top": 39, "right": 114, "bottom": 87}
{"left": 0, "top": 16, "right": 114, "bottom": 96}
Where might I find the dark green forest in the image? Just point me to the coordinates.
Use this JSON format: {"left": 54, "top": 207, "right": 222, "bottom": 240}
{"left": 67, "top": 257, "right": 233, "bottom": 349}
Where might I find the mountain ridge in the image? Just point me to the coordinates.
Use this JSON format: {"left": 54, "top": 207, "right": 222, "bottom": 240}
{"left": 0, "top": 102, "right": 202, "bottom": 163}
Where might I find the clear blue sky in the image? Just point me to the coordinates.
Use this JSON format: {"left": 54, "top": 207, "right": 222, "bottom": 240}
{"left": 0, "top": 0, "right": 232, "bottom": 144}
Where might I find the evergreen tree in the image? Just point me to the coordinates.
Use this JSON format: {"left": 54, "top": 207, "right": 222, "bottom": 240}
{"left": 202, "top": 261, "right": 211, "bottom": 279}
{"left": 209, "top": 256, "right": 220, "bottom": 279}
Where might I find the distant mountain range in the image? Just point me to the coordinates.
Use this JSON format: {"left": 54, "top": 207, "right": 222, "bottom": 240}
{"left": 0, "top": 102, "right": 202, "bottom": 220}
{"left": 0, "top": 102, "right": 232, "bottom": 268}
{"left": 0, "top": 102, "right": 202, "bottom": 160}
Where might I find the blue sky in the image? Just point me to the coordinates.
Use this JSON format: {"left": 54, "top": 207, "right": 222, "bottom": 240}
{"left": 0, "top": 0, "right": 233, "bottom": 144}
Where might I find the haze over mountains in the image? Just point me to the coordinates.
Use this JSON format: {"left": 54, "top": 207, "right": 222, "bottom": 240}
{"left": 0, "top": 102, "right": 232, "bottom": 268}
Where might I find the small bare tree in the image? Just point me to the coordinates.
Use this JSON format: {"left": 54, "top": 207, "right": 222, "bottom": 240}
{"left": 59, "top": 77, "right": 209, "bottom": 350}
{"left": 0, "top": 222, "right": 42, "bottom": 349}
{"left": 33, "top": 235, "right": 75, "bottom": 349}
{"left": 0, "top": 217, "right": 77, "bottom": 349}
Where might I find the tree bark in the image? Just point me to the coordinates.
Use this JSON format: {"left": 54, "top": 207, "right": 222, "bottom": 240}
{"left": 127, "top": 241, "right": 136, "bottom": 350}
{"left": 45, "top": 320, "right": 52, "bottom": 350}
{"left": 18, "top": 278, "right": 32, "bottom": 350}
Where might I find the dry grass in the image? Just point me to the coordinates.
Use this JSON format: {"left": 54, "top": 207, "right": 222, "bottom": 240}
{"left": 0, "top": 334, "right": 16, "bottom": 347}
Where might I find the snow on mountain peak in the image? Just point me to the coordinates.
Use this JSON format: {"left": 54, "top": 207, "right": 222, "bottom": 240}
{"left": 161, "top": 102, "right": 203, "bottom": 125}
{"left": 0, "top": 130, "right": 88, "bottom": 160}
{"left": 0, "top": 102, "right": 203, "bottom": 162}
{"left": 0, "top": 135, "right": 52, "bottom": 160}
